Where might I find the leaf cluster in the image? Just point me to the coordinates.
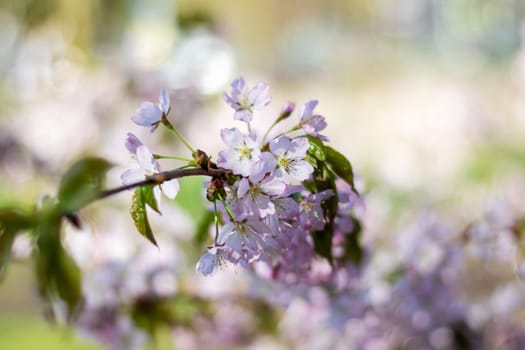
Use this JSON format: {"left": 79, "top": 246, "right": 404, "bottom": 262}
{"left": 306, "top": 136, "right": 364, "bottom": 265}
{"left": 0, "top": 157, "right": 113, "bottom": 321}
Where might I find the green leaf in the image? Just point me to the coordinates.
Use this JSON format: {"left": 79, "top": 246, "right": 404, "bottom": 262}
{"left": 0, "top": 208, "right": 35, "bottom": 231}
{"left": 131, "top": 188, "right": 158, "bottom": 247}
{"left": 312, "top": 229, "right": 333, "bottom": 265}
{"left": 307, "top": 135, "right": 357, "bottom": 194}
{"left": 0, "top": 208, "right": 36, "bottom": 278}
{"left": 324, "top": 145, "right": 357, "bottom": 193}
{"left": 306, "top": 136, "right": 360, "bottom": 264}
{"left": 34, "top": 200, "right": 83, "bottom": 321}
{"left": 306, "top": 135, "right": 326, "bottom": 161}
{"left": 58, "top": 157, "right": 112, "bottom": 213}
{"left": 140, "top": 185, "right": 160, "bottom": 214}
{"left": 0, "top": 230, "right": 16, "bottom": 280}
{"left": 340, "top": 218, "right": 364, "bottom": 264}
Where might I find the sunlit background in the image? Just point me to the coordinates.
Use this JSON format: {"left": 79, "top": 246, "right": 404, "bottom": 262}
{"left": 1, "top": 0, "right": 525, "bottom": 349}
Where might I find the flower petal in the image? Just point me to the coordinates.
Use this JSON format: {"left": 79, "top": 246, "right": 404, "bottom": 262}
{"left": 220, "top": 128, "right": 243, "bottom": 148}
{"left": 136, "top": 145, "right": 157, "bottom": 174}
{"left": 234, "top": 109, "right": 253, "bottom": 122}
{"left": 158, "top": 89, "right": 170, "bottom": 114}
{"left": 269, "top": 135, "right": 291, "bottom": 157}
{"left": 299, "top": 100, "right": 318, "bottom": 121}
{"left": 161, "top": 179, "right": 180, "bottom": 199}
{"left": 121, "top": 168, "right": 145, "bottom": 185}
{"left": 196, "top": 250, "right": 219, "bottom": 276}
{"left": 125, "top": 133, "right": 143, "bottom": 155}
{"left": 131, "top": 102, "right": 162, "bottom": 126}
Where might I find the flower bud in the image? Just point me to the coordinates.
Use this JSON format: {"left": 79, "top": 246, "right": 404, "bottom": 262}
{"left": 206, "top": 178, "right": 226, "bottom": 202}
{"left": 193, "top": 149, "right": 211, "bottom": 170}
{"left": 276, "top": 101, "right": 295, "bottom": 123}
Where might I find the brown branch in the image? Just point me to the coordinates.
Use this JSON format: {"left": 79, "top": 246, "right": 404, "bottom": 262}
{"left": 97, "top": 167, "right": 230, "bottom": 200}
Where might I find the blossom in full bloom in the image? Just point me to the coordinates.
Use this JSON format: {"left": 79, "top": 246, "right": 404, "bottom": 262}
{"left": 217, "top": 128, "right": 261, "bottom": 177}
{"left": 269, "top": 135, "right": 313, "bottom": 182}
{"left": 131, "top": 89, "right": 170, "bottom": 131}
{"left": 237, "top": 175, "right": 287, "bottom": 218}
{"left": 121, "top": 134, "right": 179, "bottom": 205}
{"left": 196, "top": 246, "right": 234, "bottom": 276}
{"left": 298, "top": 100, "right": 328, "bottom": 141}
{"left": 217, "top": 215, "right": 275, "bottom": 266}
{"left": 223, "top": 77, "right": 271, "bottom": 122}
{"left": 298, "top": 190, "right": 334, "bottom": 230}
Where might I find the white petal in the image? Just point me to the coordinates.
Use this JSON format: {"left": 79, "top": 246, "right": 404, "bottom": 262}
{"left": 237, "top": 178, "right": 250, "bottom": 198}
{"left": 159, "top": 89, "right": 170, "bottom": 114}
{"left": 218, "top": 223, "right": 235, "bottom": 244}
{"left": 121, "top": 168, "right": 145, "bottom": 185}
{"left": 290, "top": 137, "right": 310, "bottom": 158}
{"left": 299, "top": 100, "right": 318, "bottom": 121}
{"left": 136, "top": 145, "right": 156, "bottom": 173}
{"left": 289, "top": 160, "right": 314, "bottom": 181}
{"left": 269, "top": 135, "right": 290, "bottom": 156}
{"left": 131, "top": 102, "right": 162, "bottom": 126}
{"left": 234, "top": 109, "right": 253, "bottom": 122}
{"left": 220, "top": 127, "right": 243, "bottom": 148}
{"left": 153, "top": 185, "right": 162, "bottom": 209}
{"left": 161, "top": 179, "right": 180, "bottom": 199}
{"left": 196, "top": 251, "right": 218, "bottom": 276}
{"left": 260, "top": 176, "right": 287, "bottom": 196}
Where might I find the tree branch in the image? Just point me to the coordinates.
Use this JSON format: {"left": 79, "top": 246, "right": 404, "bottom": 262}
{"left": 97, "top": 167, "right": 230, "bottom": 200}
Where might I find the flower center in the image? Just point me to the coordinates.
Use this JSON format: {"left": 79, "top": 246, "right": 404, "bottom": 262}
{"left": 237, "top": 143, "right": 253, "bottom": 160}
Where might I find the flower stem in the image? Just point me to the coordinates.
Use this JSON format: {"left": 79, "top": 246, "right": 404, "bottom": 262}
{"left": 222, "top": 202, "right": 236, "bottom": 222}
{"left": 213, "top": 200, "right": 220, "bottom": 244}
{"left": 268, "top": 125, "right": 301, "bottom": 142}
{"left": 262, "top": 120, "right": 279, "bottom": 143}
{"left": 162, "top": 120, "right": 195, "bottom": 153}
{"left": 153, "top": 154, "right": 194, "bottom": 162}
{"left": 283, "top": 125, "right": 301, "bottom": 135}
{"left": 216, "top": 192, "right": 236, "bottom": 221}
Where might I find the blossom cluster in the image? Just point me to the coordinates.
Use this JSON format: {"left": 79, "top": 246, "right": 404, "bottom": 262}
{"left": 195, "top": 77, "right": 360, "bottom": 280}
{"left": 121, "top": 77, "right": 361, "bottom": 282}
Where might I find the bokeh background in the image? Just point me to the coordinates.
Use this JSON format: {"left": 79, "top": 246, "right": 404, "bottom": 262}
{"left": 1, "top": 0, "right": 525, "bottom": 349}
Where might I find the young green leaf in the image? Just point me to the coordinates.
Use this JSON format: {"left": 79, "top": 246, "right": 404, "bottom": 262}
{"left": 324, "top": 145, "right": 357, "bottom": 194}
{"left": 130, "top": 188, "right": 158, "bottom": 247}
{"left": 140, "top": 185, "right": 161, "bottom": 214}
{"left": 58, "top": 157, "right": 113, "bottom": 213}
{"left": 306, "top": 136, "right": 326, "bottom": 161}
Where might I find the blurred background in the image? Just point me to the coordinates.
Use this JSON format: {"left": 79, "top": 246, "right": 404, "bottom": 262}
{"left": 0, "top": 0, "right": 525, "bottom": 349}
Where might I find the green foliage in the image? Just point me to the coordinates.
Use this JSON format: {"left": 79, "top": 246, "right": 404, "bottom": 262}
{"left": 0, "top": 208, "right": 36, "bottom": 278}
{"left": 324, "top": 145, "right": 357, "bottom": 193}
{"left": 34, "top": 197, "right": 83, "bottom": 321}
{"left": 140, "top": 185, "right": 161, "bottom": 214}
{"left": 58, "top": 157, "right": 112, "bottom": 213}
{"left": 130, "top": 187, "right": 158, "bottom": 247}
{"left": 340, "top": 217, "right": 364, "bottom": 264}
{"left": 306, "top": 136, "right": 362, "bottom": 265}
{"left": 306, "top": 136, "right": 326, "bottom": 161}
